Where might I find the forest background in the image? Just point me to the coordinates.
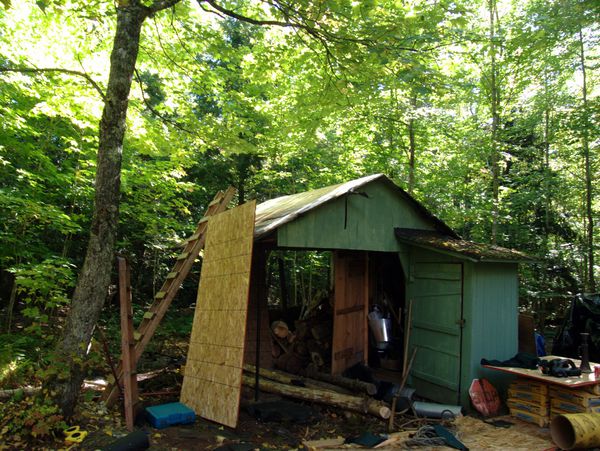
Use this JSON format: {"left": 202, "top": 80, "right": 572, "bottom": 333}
{"left": 0, "top": 0, "right": 598, "bottom": 436}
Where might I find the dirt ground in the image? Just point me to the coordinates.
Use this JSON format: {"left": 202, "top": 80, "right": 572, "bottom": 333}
{"left": 49, "top": 391, "right": 556, "bottom": 451}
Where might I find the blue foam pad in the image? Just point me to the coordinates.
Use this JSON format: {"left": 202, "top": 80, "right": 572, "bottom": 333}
{"left": 145, "top": 402, "right": 195, "bottom": 429}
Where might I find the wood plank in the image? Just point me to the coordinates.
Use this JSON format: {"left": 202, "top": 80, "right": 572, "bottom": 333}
{"left": 180, "top": 200, "right": 256, "bottom": 428}
{"left": 331, "top": 251, "right": 368, "bottom": 375}
{"left": 118, "top": 257, "right": 138, "bottom": 432}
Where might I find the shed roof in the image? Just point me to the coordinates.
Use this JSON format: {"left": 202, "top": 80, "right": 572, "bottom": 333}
{"left": 254, "top": 174, "right": 459, "bottom": 240}
{"left": 394, "top": 228, "right": 535, "bottom": 262}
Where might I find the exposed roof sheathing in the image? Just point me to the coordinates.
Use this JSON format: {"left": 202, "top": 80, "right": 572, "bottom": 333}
{"left": 394, "top": 228, "right": 534, "bottom": 262}
{"left": 254, "top": 173, "right": 458, "bottom": 239}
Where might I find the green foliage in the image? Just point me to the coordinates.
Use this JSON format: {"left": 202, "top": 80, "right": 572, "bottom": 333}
{"left": 0, "top": 0, "right": 597, "bottom": 349}
{"left": 0, "top": 396, "right": 66, "bottom": 441}
{"left": 0, "top": 333, "right": 38, "bottom": 387}
{"left": 13, "top": 257, "right": 76, "bottom": 336}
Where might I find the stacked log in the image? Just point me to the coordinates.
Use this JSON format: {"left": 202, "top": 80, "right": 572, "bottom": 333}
{"left": 242, "top": 366, "right": 390, "bottom": 419}
{"left": 271, "top": 304, "right": 332, "bottom": 374}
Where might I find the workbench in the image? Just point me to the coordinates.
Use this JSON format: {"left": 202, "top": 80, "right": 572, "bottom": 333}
{"left": 483, "top": 355, "right": 600, "bottom": 427}
{"left": 482, "top": 355, "right": 600, "bottom": 391}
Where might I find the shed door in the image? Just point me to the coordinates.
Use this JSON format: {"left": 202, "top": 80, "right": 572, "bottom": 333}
{"left": 332, "top": 251, "right": 368, "bottom": 375}
{"left": 408, "top": 262, "right": 463, "bottom": 404}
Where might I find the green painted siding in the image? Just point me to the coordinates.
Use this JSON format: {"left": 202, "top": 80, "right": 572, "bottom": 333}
{"left": 276, "top": 181, "right": 434, "bottom": 250}
{"left": 408, "top": 262, "right": 463, "bottom": 405}
{"left": 405, "top": 248, "right": 519, "bottom": 407}
{"left": 461, "top": 263, "right": 519, "bottom": 406}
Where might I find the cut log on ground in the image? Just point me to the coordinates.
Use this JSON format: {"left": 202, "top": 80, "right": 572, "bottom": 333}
{"left": 304, "top": 366, "right": 377, "bottom": 396}
{"left": 243, "top": 364, "right": 352, "bottom": 395}
{"left": 0, "top": 386, "right": 41, "bottom": 400}
{"left": 242, "top": 374, "right": 390, "bottom": 419}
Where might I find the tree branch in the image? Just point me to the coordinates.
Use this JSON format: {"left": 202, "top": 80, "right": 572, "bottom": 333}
{"left": 148, "top": 0, "right": 182, "bottom": 14}
{"left": 0, "top": 66, "right": 106, "bottom": 100}
{"left": 200, "top": 0, "right": 299, "bottom": 29}
{"left": 133, "top": 68, "right": 198, "bottom": 136}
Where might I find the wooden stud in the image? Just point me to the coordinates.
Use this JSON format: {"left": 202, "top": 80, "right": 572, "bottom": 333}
{"left": 118, "top": 256, "right": 138, "bottom": 432}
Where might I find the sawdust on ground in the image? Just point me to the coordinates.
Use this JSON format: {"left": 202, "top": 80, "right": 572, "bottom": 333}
{"left": 452, "top": 415, "right": 553, "bottom": 450}
{"left": 306, "top": 415, "right": 555, "bottom": 451}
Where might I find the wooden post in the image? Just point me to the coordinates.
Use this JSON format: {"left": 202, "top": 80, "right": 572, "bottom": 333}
{"left": 118, "top": 256, "right": 138, "bottom": 432}
{"left": 402, "top": 299, "right": 413, "bottom": 376}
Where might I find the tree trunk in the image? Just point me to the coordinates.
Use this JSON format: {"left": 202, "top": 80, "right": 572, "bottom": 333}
{"left": 47, "top": 3, "right": 150, "bottom": 418}
{"left": 407, "top": 96, "right": 417, "bottom": 195}
{"left": 242, "top": 375, "right": 390, "bottom": 419}
{"left": 488, "top": 0, "right": 500, "bottom": 245}
{"left": 578, "top": 27, "right": 595, "bottom": 292}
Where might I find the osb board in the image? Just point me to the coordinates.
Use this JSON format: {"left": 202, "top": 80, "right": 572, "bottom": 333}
{"left": 180, "top": 200, "right": 256, "bottom": 428}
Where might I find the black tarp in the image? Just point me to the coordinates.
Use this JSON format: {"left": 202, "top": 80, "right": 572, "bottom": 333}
{"left": 551, "top": 293, "right": 600, "bottom": 363}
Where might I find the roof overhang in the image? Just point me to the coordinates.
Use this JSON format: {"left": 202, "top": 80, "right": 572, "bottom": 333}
{"left": 394, "top": 228, "right": 536, "bottom": 263}
{"left": 254, "top": 173, "right": 458, "bottom": 241}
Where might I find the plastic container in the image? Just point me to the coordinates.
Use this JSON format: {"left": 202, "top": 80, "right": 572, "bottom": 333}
{"left": 145, "top": 402, "right": 195, "bottom": 429}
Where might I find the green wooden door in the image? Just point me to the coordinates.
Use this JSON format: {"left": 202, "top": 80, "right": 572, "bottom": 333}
{"left": 408, "top": 262, "right": 463, "bottom": 404}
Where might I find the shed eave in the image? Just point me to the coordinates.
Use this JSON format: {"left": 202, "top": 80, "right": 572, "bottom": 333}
{"left": 478, "top": 257, "right": 539, "bottom": 264}
{"left": 395, "top": 237, "right": 479, "bottom": 262}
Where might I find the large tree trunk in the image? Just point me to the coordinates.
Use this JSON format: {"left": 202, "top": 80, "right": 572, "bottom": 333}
{"left": 578, "top": 27, "right": 595, "bottom": 293}
{"left": 488, "top": 0, "right": 500, "bottom": 245}
{"left": 407, "top": 95, "right": 417, "bottom": 195}
{"left": 47, "top": 3, "right": 150, "bottom": 418}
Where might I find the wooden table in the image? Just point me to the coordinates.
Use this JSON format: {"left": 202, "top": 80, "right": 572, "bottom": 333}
{"left": 483, "top": 355, "right": 600, "bottom": 389}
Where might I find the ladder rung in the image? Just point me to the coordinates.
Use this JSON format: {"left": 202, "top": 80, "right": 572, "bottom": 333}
{"left": 176, "top": 252, "right": 190, "bottom": 260}
{"left": 166, "top": 271, "right": 178, "bottom": 279}
{"left": 143, "top": 311, "right": 155, "bottom": 320}
{"left": 134, "top": 331, "right": 142, "bottom": 341}
{"left": 198, "top": 216, "right": 210, "bottom": 224}
{"left": 155, "top": 291, "right": 166, "bottom": 300}
{"left": 187, "top": 232, "right": 200, "bottom": 242}
{"left": 208, "top": 194, "right": 224, "bottom": 206}
{"left": 107, "top": 374, "right": 115, "bottom": 384}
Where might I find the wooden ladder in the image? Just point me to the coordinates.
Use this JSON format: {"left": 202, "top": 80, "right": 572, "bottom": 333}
{"left": 102, "top": 187, "right": 236, "bottom": 407}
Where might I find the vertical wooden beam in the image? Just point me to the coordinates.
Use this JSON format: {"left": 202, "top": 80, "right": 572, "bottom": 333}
{"left": 244, "top": 247, "right": 272, "bottom": 371}
{"left": 118, "top": 256, "right": 138, "bottom": 432}
{"left": 363, "top": 252, "right": 369, "bottom": 367}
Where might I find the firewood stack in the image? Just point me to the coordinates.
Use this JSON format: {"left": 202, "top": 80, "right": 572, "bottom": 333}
{"left": 271, "top": 305, "right": 333, "bottom": 375}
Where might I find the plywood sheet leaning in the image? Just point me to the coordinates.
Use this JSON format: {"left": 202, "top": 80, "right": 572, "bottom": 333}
{"left": 180, "top": 200, "right": 256, "bottom": 428}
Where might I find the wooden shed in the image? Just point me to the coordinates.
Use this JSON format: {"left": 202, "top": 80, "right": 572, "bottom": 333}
{"left": 247, "top": 173, "right": 532, "bottom": 407}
